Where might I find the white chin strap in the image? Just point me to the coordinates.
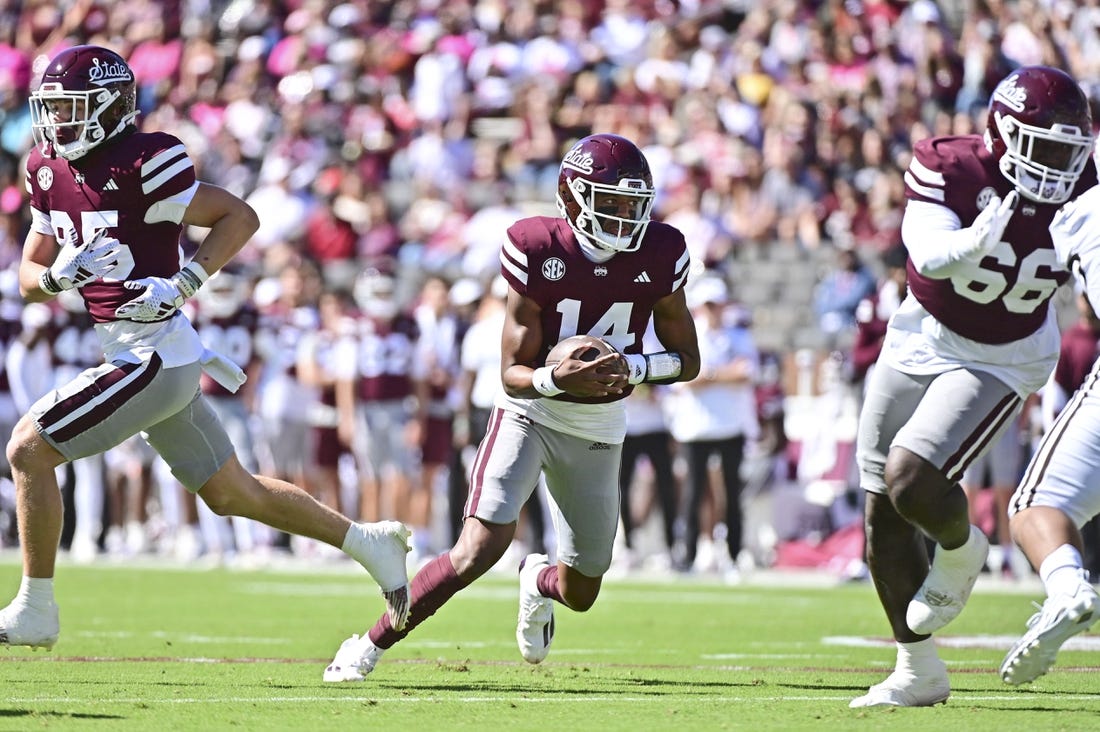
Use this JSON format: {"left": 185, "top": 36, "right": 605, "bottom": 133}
{"left": 575, "top": 233, "right": 617, "bottom": 262}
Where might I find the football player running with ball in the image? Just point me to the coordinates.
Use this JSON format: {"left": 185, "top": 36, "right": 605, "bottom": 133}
{"left": 1, "top": 45, "right": 412, "bottom": 651}
{"left": 324, "top": 133, "right": 700, "bottom": 681}
{"left": 851, "top": 66, "right": 1097, "bottom": 707}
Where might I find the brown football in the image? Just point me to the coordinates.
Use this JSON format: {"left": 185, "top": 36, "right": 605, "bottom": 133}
{"left": 544, "top": 334, "right": 617, "bottom": 366}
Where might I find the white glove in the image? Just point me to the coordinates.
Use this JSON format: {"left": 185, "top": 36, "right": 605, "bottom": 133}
{"left": 39, "top": 229, "right": 121, "bottom": 294}
{"left": 115, "top": 261, "right": 209, "bottom": 322}
{"left": 969, "top": 190, "right": 1018, "bottom": 257}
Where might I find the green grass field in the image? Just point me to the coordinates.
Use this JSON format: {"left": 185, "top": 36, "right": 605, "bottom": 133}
{"left": 0, "top": 555, "right": 1098, "bottom": 731}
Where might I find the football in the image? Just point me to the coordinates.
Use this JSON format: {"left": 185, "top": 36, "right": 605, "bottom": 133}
{"left": 545, "top": 334, "right": 618, "bottom": 366}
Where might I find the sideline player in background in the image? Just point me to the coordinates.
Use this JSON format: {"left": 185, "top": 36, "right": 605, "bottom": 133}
{"left": 0, "top": 45, "right": 411, "bottom": 650}
{"left": 851, "top": 66, "right": 1097, "bottom": 707}
{"left": 324, "top": 133, "right": 701, "bottom": 681}
{"left": 999, "top": 187, "right": 1100, "bottom": 685}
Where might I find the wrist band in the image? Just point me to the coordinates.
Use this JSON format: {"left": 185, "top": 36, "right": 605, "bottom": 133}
{"left": 645, "top": 352, "right": 683, "bottom": 381}
{"left": 173, "top": 261, "right": 210, "bottom": 298}
{"left": 532, "top": 366, "right": 564, "bottom": 397}
{"left": 624, "top": 353, "right": 648, "bottom": 385}
{"left": 39, "top": 269, "right": 63, "bottom": 295}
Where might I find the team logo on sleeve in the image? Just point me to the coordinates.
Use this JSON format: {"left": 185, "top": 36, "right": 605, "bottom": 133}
{"left": 976, "top": 186, "right": 998, "bottom": 210}
{"left": 542, "top": 257, "right": 565, "bottom": 281}
{"left": 36, "top": 167, "right": 53, "bottom": 191}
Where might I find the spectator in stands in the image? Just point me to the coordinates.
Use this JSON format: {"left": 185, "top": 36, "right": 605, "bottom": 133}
{"left": 813, "top": 247, "right": 877, "bottom": 347}
{"left": 667, "top": 274, "right": 759, "bottom": 581}
{"left": 618, "top": 322, "right": 679, "bottom": 572}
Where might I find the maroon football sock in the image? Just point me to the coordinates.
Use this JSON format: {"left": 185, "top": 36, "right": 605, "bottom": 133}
{"left": 535, "top": 564, "right": 565, "bottom": 604}
{"left": 369, "top": 552, "right": 469, "bottom": 649}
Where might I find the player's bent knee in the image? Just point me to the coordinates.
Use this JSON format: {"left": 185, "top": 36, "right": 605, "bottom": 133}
{"left": 560, "top": 571, "right": 602, "bottom": 611}
{"left": 196, "top": 457, "right": 251, "bottom": 516}
{"left": 6, "top": 417, "right": 60, "bottom": 472}
{"left": 563, "top": 591, "right": 598, "bottom": 612}
{"left": 883, "top": 450, "right": 938, "bottom": 517}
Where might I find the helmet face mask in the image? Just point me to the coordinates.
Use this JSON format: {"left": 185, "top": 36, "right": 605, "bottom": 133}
{"left": 986, "top": 65, "right": 1095, "bottom": 205}
{"left": 29, "top": 46, "right": 137, "bottom": 161}
{"left": 557, "top": 134, "right": 655, "bottom": 253}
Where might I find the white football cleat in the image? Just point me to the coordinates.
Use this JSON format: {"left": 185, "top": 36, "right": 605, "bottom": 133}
{"left": 1000, "top": 580, "right": 1100, "bottom": 685}
{"left": 0, "top": 600, "right": 59, "bottom": 650}
{"left": 849, "top": 668, "right": 950, "bottom": 708}
{"left": 907, "top": 525, "right": 989, "bottom": 635}
{"left": 516, "top": 553, "right": 555, "bottom": 664}
{"left": 348, "top": 521, "right": 412, "bottom": 631}
{"left": 323, "top": 633, "right": 385, "bottom": 682}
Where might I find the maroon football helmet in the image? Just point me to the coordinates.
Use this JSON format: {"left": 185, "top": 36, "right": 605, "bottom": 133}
{"left": 29, "top": 45, "right": 138, "bottom": 161}
{"left": 985, "top": 65, "right": 1094, "bottom": 204}
{"left": 556, "top": 133, "right": 655, "bottom": 253}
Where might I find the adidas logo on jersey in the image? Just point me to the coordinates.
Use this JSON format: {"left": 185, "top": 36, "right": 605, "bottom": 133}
{"left": 634, "top": 272, "right": 651, "bottom": 283}
{"left": 103, "top": 178, "right": 119, "bottom": 191}
{"left": 588, "top": 442, "right": 611, "bottom": 451}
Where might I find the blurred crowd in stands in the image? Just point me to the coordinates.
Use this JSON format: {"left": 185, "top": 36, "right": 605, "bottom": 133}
{"left": 0, "top": 0, "right": 1099, "bottom": 579}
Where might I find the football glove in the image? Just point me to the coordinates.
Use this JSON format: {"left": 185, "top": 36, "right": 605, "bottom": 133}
{"left": 969, "top": 190, "right": 1018, "bottom": 257}
{"left": 115, "top": 262, "right": 209, "bottom": 322}
{"left": 39, "top": 229, "right": 121, "bottom": 294}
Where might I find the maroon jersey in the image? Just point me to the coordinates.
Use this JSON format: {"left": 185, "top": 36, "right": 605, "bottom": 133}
{"left": 355, "top": 313, "right": 419, "bottom": 402}
{"left": 501, "top": 216, "right": 689, "bottom": 356}
{"left": 851, "top": 291, "right": 889, "bottom": 382}
{"left": 25, "top": 129, "right": 197, "bottom": 323}
{"left": 903, "top": 136, "right": 1095, "bottom": 344}
{"left": 195, "top": 305, "right": 260, "bottom": 397}
{"left": 1054, "top": 321, "right": 1100, "bottom": 394}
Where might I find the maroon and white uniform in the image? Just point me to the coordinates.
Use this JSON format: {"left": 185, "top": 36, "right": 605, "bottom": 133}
{"left": 195, "top": 303, "right": 260, "bottom": 471}
{"left": 196, "top": 305, "right": 259, "bottom": 398}
{"left": 858, "top": 135, "right": 1097, "bottom": 493}
{"left": 498, "top": 216, "right": 690, "bottom": 443}
{"left": 23, "top": 130, "right": 234, "bottom": 489}
{"left": 26, "top": 130, "right": 205, "bottom": 367}
{"left": 355, "top": 312, "right": 419, "bottom": 403}
{"left": 1011, "top": 184, "right": 1100, "bottom": 525}
{"left": 254, "top": 303, "right": 318, "bottom": 478}
{"left": 885, "top": 136, "right": 1095, "bottom": 396}
{"left": 350, "top": 311, "right": 420, "bottom": 478}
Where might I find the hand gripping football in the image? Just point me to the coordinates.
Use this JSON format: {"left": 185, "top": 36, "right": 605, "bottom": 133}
{"left": 545, "top": 334, "right": 618, "bottom": 366}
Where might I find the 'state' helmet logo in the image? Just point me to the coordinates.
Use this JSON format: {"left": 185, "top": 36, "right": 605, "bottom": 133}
{"left": 88, "top": 57, "right": 133, "bottom": 86}
{"left": 993, "top": 75, "right": 1028, "bottom": 113}
{"left": 561, "top": 146, "right": 594, "bottom": 175}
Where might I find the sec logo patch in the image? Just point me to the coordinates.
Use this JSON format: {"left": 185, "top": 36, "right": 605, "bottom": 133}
{"left": 37, "top": 167, "right": 53, "bottom": 191}
{"left": 542, "top": 257, "right": 565, "bottom": 281}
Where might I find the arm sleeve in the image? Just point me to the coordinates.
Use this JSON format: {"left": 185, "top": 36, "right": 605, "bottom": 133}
{"left": 901, "top": 200, "right": 979, "bottom": 279}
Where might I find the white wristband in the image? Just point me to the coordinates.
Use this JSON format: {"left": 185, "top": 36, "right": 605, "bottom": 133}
{"left": 172, "top": 261, "right": 210, "bottom": 299}
{"left": 646, "top": 352, "right": 683, "bottom": 381}
{"left": 624, "top": 353, "right": 648, "bottom": 385}
{"left": 532, "top": 366, "right": 564, "bottom": 397}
